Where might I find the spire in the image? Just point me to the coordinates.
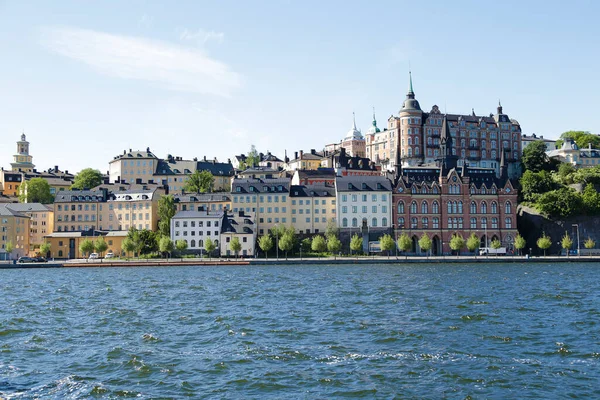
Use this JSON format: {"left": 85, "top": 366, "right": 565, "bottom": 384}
{"left": 372, "top": 107, "right": 376, "bottom": 124}
{"left": 472, "top": 108, "right": 476, "bottom": 117}
{"left": 352, "top": 112, "right": 357, "bottom": 130}
{"left": 440, "top": 115, "right": 452, "bottom": 145}
{"left": 408, "top": 70, "right": 414, "bottom": 95}
{"left": 497, "top": 100, "right": 503, "bottom": 115}
{"left": 500, "top": 149, "right": 508, "bottom": 180}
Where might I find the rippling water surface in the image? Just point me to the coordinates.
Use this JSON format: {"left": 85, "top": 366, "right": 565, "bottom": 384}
{"left": 1, "top": 263, "right": 599, "bottom": 398}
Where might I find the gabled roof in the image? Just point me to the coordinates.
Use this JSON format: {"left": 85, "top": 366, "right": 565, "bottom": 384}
{"left": 335, "top": 176, "right": 393, "bottom": 192}
{"left": 197, "top": 161, "right": 235, "bottom": 177}
{"left": 0, "top": 204, "right": 30, "bottom": 218}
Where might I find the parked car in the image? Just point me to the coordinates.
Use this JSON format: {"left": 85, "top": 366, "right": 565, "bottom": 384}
{"left": 105, "top": 252, "right": 114, "bottom": 259}
{"left": 88, "top": 253, "right": 99, "bottom": 259}
{"left": 17, "top": 257, "right": 37, "bottom": 263}
{"left": 34, "top": 257, "right": 47, "bottom": 263}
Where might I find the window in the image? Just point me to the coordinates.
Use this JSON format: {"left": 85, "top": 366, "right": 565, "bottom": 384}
{"left": 458, "top": 201, "right": 463, "bottom": 214}
{"left": 433, "top": 217, "right": 439, "bottom": 229}
{"left": 398, "top": 217, "right": 405, "bottom": 227}
{"left": 362, "top": 206, "right": 367, "bottom": 213}
{"left": 410, "top": 217, "right": 417, "bottom": 229}
{"left": 470, "top": 202, "right": 477, "bottom": 214}
{"left": 410, "top": 202, "right": 417, "bottom": 214}
{"left": 432, "top": 201, "right": 439, "bottom": 214}
{"left": 372, "top": 206, "right": 377, "bottom": 213}
{"left": 422, "top": 217, "right": 428, "bottom": 229}
{"left": 505, "top": 201, "right": 512, "bottom": 214}
{"left": 421, "top": 201, "right": 428, "bottom": 214}
{"left": 481, "top": 217, "right": 488, "bottom": 229}
{"left": 481, "top": 202, "right": 487, "bottom": 214}
{"left": 342, "top": 218, "right": 348, "bottom": 227}
{"left": 470, "top": 217, "right": 477, "bottom": 229}
{"left": 397, "top": 201, "right": 405, "bottom": 214}
{"left": 447, "top": 202, "right": 452, "bottom": 214}
{"left": 492, "top": 218, "right": 498, "bottom": 229}
{"left": 491, "top": 202, "right": 498, "bottom": 214}
{"left": 352, "top": 206, "right": 357, "bottom": 213}
{"left": 352, "top": 218, "right": 358, "bottom": 227}
{"left": 505, "top": 217, "right": 512, "bottom": 229}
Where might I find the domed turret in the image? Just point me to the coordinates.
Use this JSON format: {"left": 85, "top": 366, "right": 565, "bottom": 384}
{"left": 345, "top": 112, "right": 363, "bottom": 140}
{"left": 400, "top": 71, "right": 421, "bottom": 113}
{"left": 367, "top": 108, "right": 380, "bottom": 134}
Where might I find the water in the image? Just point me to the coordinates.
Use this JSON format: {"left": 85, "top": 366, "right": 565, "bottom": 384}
{"left": 1, "top": 263, "right": 599, "bottom": 399}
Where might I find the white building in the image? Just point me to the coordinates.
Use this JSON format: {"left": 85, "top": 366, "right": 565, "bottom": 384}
{"left": 335, "top": 176, "right": 392, "bottom": 231}
{"left": 170, "top": 210, "right": 224, "bottom": 255}
{"left": 220, "top": 211, "right": 257, "bottom": 257}
{"left": 522, "top": 133, "right": 556, "bottom": 152}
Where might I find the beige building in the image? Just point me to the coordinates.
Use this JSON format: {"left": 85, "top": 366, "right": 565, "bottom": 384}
{"left": 174, "top": 193, "right": 231, "bottom": 213}
{"left": 0, "top": 204, "right": 30, "bottom": 259}
{"left": 290, "top": 184, "right": 336, "bottom": 235}
{"left": 221, "top": 210, "right": 257, "bottom": 257}
{"left": 44, "top": 231, "right": 128, "bottom": 259}
{"left": 546, "top": 139, "right": 600, "bottom": 167}
{"left": 286, "top": 150, "right": 324, "bottom": 171}
{"left": 2, "top": 203, "right": 53, "bottom": 255}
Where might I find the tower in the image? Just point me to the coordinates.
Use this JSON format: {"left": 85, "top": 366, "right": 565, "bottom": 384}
{"left": 398, "top": 71, "right": 423, "bottom": 166}
{"left": 439, "top": 116, "right": 458, "bottom": 176}
{"left": 10, "top": 133, "right": 35, "bottom": 172}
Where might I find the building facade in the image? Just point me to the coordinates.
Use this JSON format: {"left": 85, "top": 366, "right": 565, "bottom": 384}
{"left": 0, "top": 204, "right": 30, "bottom": 259}
{"left": 2, "top": 203, "right": 53, "bottom": 255}
{"left": 10, "top": 134, "right": 35, "bottom": 173}
{"left": 335, "top": 176, "right": 392, "bottom": 231}
{"left": 221, "top": 211, "right": 257, "bottom": 257}
{"left": 290, "top": 184, "right": 336, "bottom": 235}
{"left": 546, "top": 139, "right": 600, "bottom": 167}
{"left": 522, "top": 133, "right": 556, "bottom": 152}
{"left": 170, "top": 210, "right": 224, "bottom": 254}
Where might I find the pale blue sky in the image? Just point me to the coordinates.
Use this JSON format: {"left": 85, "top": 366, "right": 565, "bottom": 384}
{"left": 1, "top": 0, "right": 598, "bottom": 174}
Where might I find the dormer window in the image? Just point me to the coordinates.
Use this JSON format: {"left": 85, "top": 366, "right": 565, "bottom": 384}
{"left": 347, "top": 183, "right": 352, "bottom": 190}
{"left": 377, "top": 183, "right": 382, "bottom": 190}
{"left": 236, "top": 187, "right": 241, "bottom": 192}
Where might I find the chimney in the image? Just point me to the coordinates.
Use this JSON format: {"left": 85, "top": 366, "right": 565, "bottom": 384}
{"left": 204, "top": 156, "right": 207, "bottom": 162}
{"left": 54, "top": 165, "right": 59, "bottom": 172}
{"left": 294, "top": 151, "right": 298, "bottom": 160}
{"left": 65, "top": 170, "right": 68, "bottom": 174}
{"left": 311, "top": 149, "right": 316, "bottom": 155}
{"left": 227, "top": 158, "right": 231, "bottom": 164}
{"left": 300, "top": 150, "right": 304, "bottom": 159}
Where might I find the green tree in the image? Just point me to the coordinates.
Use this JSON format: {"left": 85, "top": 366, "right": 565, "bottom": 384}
{"left": 79, "top": 239, "right": 95, "bottom": 258}
{"left": 558, "top": 131, "right": 600, "bottom": 150}
{"left": 71, "top": 168, "right": 103, "bottom": 190}
{"left": 184, "top": 170, "right": 214, "bottom": 193}
{"left": 514, "top": 234, "right": 526, "bottom": 256}
{"left": 121, "top": 238, "right": 136, "bottom": 258}
{"left": 561, "top": 232, "right": 573, "bottom": 256}
{"left": 556, "top": 162, "right": 576, "bottom": 185}
{"left": 94, "top": 237, "right": 108, "bottom": 258}
{"left": 230, "top": 237, "right": 242, "bottom": 258}
{"left": 300, "top": 238, "right": 312, "bottom": 253}
{"left": 258, "top": 235, "right": 273, "bottom": 259}
{"left": 537, "top": 232, "right": 552, "bottom": 256}
{"left": 157, "top": 195, "right": 176, "bottom": 238}
{"left": 522, "top": 140, "right": 549, "bottom": 173}
{"left": 204, "top": 238, "right": 216, "bottom": 260}
{"left": 380, "top": 234, "right": 395, "bottom": 259}
{"left": 5, "top": 241, "right": 13, "bottom": 260}
{"left": 449, "top": 234, "right": 465, "bottom": 256}
{"left": 39, "top": 242, "right": 51, "bottom": 257}
{"left": 398, "top": 233, "right": 412, "bottom": 257}
{"left": 138, "top": 230, "right": 158, "bottom": 255}
{"left": 175, "top": 239, "right": 188, "bottom": 255}
{"left": 466, "top": 233, "right": 480, "bottom": 253}
{"left": 240, "top": 145, "right": 260, "bottom": 169}
{"left": 490, "top": 238, "right": 502, "bottom": 256}
{"left": 419, "top": 233, "right": 432, "bottom": 257}
{"left": 19, "top": 178, "right": 54, "bottom": 204}
{"left": 311, "top": 235, "right": 327, "bottom": 256}
{"left": 158, "top": 236, "right": 174, "bottom": 258}
{"left": 582, "top": 183, "right": 600, "bottom": 214}
{"left": 350, "top": 234, "right": 362, "bottom": 255}
{"left": 326, "top": 235, "right": 342, "bottom": 259}
{"left": 325, "top": 220, "right": 339, "bottom": 239}
{"left": 278, "top": 231, "right": 294, "bottom": 259}
{"left": 520, "top": 170, "right": 556, "bottom": 202}
{"left": 584, "top": 237, "right": 595, "bottom": 249}
{"left": 535, "top": 188, "right": 583, "bottom": 218}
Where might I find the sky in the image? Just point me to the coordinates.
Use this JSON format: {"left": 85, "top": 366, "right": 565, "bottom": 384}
{"left": 0, "top": 0, "right": 599, "bottom": 174}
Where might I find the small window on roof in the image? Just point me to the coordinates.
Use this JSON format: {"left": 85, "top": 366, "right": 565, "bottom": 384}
{"left": 362, "top": 183, "right": 367, "bottom": 189}
{"left": 348, "top": 183, "right": 352, "bottom": 189}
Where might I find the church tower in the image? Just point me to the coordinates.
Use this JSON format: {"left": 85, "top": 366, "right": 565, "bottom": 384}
{"left": 10, "top": 133, "right": 35, "bottom": 172}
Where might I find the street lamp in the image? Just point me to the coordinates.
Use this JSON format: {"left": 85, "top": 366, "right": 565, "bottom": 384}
{"left": 572, "top": 224, "right": 580, "bottom": 256}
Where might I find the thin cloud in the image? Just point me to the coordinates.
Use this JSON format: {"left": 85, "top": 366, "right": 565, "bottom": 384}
{"left": 138, "top": 14, "right": 154, "bottom": 28}
{"left": 179, "top": 28, "right": 225, "bottom": 45}
{"left": 40, "top": 26, "right": 241, "bottom": 96}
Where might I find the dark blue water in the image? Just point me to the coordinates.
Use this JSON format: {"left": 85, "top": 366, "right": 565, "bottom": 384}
{"left": 1, "top": 263, "right": 599, "bottom": 399}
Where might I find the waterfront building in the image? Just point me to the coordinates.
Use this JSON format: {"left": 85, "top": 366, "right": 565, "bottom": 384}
{"left": 173, "top": 193, "right": 231, "bottom": 213}
{"left": 1, "top": 165, "right": 73, "bottom": 197}
{"left": 335, "top": 176, "right": 392, "bottom": 231}
{"left": 220, "top": 210, "right": 257, "bottom": 257}
{"left": 2, "top": 203, "right": 53, "bottom": 256}
{"left": 44, "top": 231, "right": 128, "bottom": 259}
{"left": 0, "top": 204, "right": 30, "bottom": 259}
{"left": 290, "top": 184, "right": 336, "bottom": 234}
{"left": 392, "top": 116, "right": 519, "bottom": 255}
{"left": 170, "top": 210, "right": 224, "bottom": 254}
{"left": 231, "top": 177, "right": 291, "bottom": 236}
{"left": 522, "top": 133, "right": 556, "bottom": 152}
{"left": 546, "top": 139, "right": 600, "bottom": 167}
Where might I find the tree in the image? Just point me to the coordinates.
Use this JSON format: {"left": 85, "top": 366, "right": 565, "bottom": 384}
{"left": 522, "top": 140, "right": 549, "bottom": 173}
{"left": 582, "top": 183, "right": 600, "bottom": 215}
{"left": 121, "top": 238, "right": 136, "bottom": 258}
{"left": 311, "top": 235, "right": 327, "bottom": 256}
{"left": 327, "top": 235, "right": 342, "bottom": 259}
{"left": 300, "top": 238, "right": 312, "bottom": 253}
{"left": 176, "top": 239, "right": 188, "bottom": 256}
{"left": 558, "top": 130, "right": 600, "bottom": 150}
{"left": 79, "top": 239, "right": 94, "bottom": 258}
{"left": 535, "top": 187, "right": 583, "bottom": 218}
{"left": 19, "top": 178, "right": 54, "bottom": 204}
{"left": 204, "top": 238, "right": 216, "bottom": 260}
{"left": 94, "top": 237, "right": 108, "bottom": 258}
{"left": 584, "top": 237, "right": 595, "bottom": 249}
{"left": 258, "top": 235, "right": 273, "bottom": 259}
{"left": 556, "top": 163, "right": 576, "bottom": 184}
{"left": 71, "top": 168, "right": 103, "bottom": 190}
{"left": 350, "top": 234, "right": 362, "bottom": 255}
{"left": 514, "top": 234, "right": 526, "bottom": 256}
{"left": 184, "top": 170, "right": 214, "bottom": 193}
{"left": 39, "top": 242, "right": 51, "bottom": 257}
{"left": 5, "top": 241, "right": 13, "bottom": 260}
{"left": 158, "top": 236, "right": 174, "bottom": 258}
{"left": 325, "top": 220, "right": 339, "bottom": 239}
{"left": 278, "top": 231, "right": 294, "bottom": 259}
{"left": 466, "top": 233, "right": 480, "bottom": 253}
{"left": 537, "top": 232, "right": 552, "bottom": 256}
{"left": 490, "top": 239, "right": 502, "bottom": 256}
{"left": 398, "top": 233, "right": 412, "bottom": 257}
{"left": 230, "top": 237, "right": 242, "bottom": 258}
{"left": 138, "top": 230, "right": 158, "bottom": 255}
{"left": 240, "top": 145, "right": 260, "bottom": 170}
{"left": 419, "top": 233, "right": 432, "bottom": 257}
{"left": 561, "top": 232, "right": 573, "bottom": 256}
{"left": 380, "top": 234, "right": 395, "bottom": 259}
{"left": 520, "top": 170, "right": 556, "bottom": 202}
{"left": 449, "top": 234, "right": 465, "bottom": 256}
{"left": 157, "top": 195, "right": 176, "bottom": 238}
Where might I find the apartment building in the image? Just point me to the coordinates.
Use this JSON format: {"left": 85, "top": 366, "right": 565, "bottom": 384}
{"left": 289, "top": 184, "right": 336, "bottom": 235}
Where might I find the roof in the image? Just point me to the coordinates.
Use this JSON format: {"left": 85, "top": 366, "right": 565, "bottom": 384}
{"left": 0, "top": 204, "right": 29, "bottom": 218}
{"left": 231, "top": 178, "right": 291, "bottom": 194}
{"left": 173, "top": 193, "right": 231, "bottom": 203}
{"left": 335, "top": 176, "right": 393, "bottom": 192}
{"left": 156, "top": 159, "right": 196, "bottom": 175}
{"left": 290, "top": 184, "right": 336, "bottom": 197}
{"left": 109, "top": 188, "right": 160, "bottom": 202}
{"left": 261, "top": 152, "right": 283, "bottom": 162}
{"left": 55, "top": 190, "right": 108, "bottom": 203}
{"left": 3, "top": 203, "right": 51, "bottom": 213}
{"left": 111, "top": 149, "right": 157, "bottom": 162}
{"left": 172, "top": 210, "right": 225, "bottom": 219}
{"left": 221, "top": 211, "right": 255, "bottom": 234}
{"left": 296, "top": 168, "right": 336, "bottom": 179}
{"left": 197, "top": 161, "right": 234, "bottom": 177}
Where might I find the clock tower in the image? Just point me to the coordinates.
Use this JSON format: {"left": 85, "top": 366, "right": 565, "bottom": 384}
{"left": 10, "top": 133, "right": 35, "bottom": 172}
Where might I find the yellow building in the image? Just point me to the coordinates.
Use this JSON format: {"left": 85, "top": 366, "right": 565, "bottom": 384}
{"left": 44, "top": 231, "right": 128, "bottom": 259}
{"left": 286, "top": 150, "right": 324, "bottom": 171}
{"left": 0, "top": 170, "right": 23, "bottom": 196}
{"left": 2, "top": 203, "right": 54, "bottom": 255}
{"left": 0, "top": 205, "right": 30, "bottom": 259}
{"left": 289, "top": 184, "right": 337, "bottom": 235}
{"left": 231, "top": 178, "right": 291, "bottom": 236}
{"left": 173, "top": 193, "right": 231, "bottom": 213}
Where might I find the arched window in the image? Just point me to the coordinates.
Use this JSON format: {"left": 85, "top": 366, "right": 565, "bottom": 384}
{"left": 398, "top": 217, "right": 405, "bottom": 227}
{"left": 470, "top": 217, "right": 477, "bottom": 229}
{"left": 421, "top": 201, "right": 428, "bottom": 214}
{"left": 481, "top": 217, "right": 487, "bottom": 229}
{"left": 458, "top": 201, "right": 463, "bottom": 213}
{"left": 432, "top": 201, "right": 439, "bottom": 214}
{"left": 427, "top": 137, "right": 432, "bottom": 145}
{"left": 505, "top": 217, "right": 512, "bottom": 228}
{"left": 491, "top": 202, "right": 498, "bottom": 214}
{"left": 410, "top": 201, "right": 417, "bottom": 214}
{"left": 452, "top": 201, "right": 457, "bottom": 214}
{"left": 433, "top": 217, "right": 439, "bottom": 229}
{"left": 447, "top": 202, "right": 452, "bottom": 214}
{"left": 415, "top": 147, "right": 420, "bottom": 155}
{"left": 482, "top": 150, "right": 487, "bottom": 159}
{"left": 421, "top": 186, "right": 427, "bottom": 194}
{"left": 481, "top": 202, "right": 487, "bottom": 214}
{"left": 491, "top": 218, "right": 498, "bottom": 229}
{"left": 491, "top": 150, "right": 497, "bottom": 159}
{"left": 505, "top": 201, "right": 512, "bottom": 214}
{"left": 491, "top": 141, "right": 497, "bottom": 149}
{"left": 411, "top": 186, "right": 417, "bottom": 194}
{"left": 481, "top": 140, "right": 486, "bottom": 148}
{"left": 352, "top": 218, "right": 358, "bottom": 227}
{"left": 422, "top": 217, "right": 429, "bottom": 229}
{"left": 58, "top": 250, "right": 63, "bottom": 257}
{"left": 382, "top": 217, "right": 388, "bottom": 227}
{"left": 411, "top": 217, "right": 418, "bottom": 229}
{"left": 408, "top": 137, "right": 412, "bottom": 145}
{"left": 432, "top": 186, "right": 439, "bottom": 194}
{"left": 397, "top": 201, "right": 405, "bottom": 213}
{"left": 408, "top": 148, "right": 413, "bottom": 157}
{"left": 215, "top": 240, "right": 218, "bottom": 247}
{"left": 461, "top": 149, "right": 466, "bottom": 158}
{"left": 461, "top": 139, "right": 466, "bottom": 147}
{"left": 199, "top": 240, "right": 204, "bottom": 247}
{"left": 481, "top": 186, "right": 486, "bottom": 195}
{"left": 191, "top": 239, "right": 196, "bottom": 248}
{"left": 415, "top": 136, "right": 419, "bottom": 145}
{"left": 447, "top": 217, "right": 452, "bottom": 228}
{"left": 372, "top": 218, "right": 378, "bottom": 227}
{"left": 342, "top": 218, "right": 348, "bottom": 227}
